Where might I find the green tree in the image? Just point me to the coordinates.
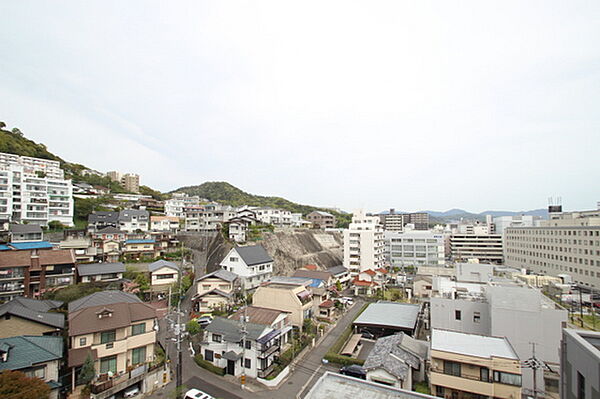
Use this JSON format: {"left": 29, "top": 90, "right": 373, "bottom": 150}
{"left": 186, "top": 319, "right": 201, "bottom": 336}
{"left": 335, "top": 280, "right": 342, "bottom": 292}
{"left": 78, "top": 353, "right": 95, "bottom": 385}
{"left": 47, "top": 220, "right": 66, "bottom": 230}
{"left": 134, "top": 273, "right": 150, "bottom": 292}
{"left": 0, "top": 370, "right": 51, "bottom": 399}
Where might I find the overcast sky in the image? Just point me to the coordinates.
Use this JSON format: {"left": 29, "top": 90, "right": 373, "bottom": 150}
{"left": 1, "top": 1, "right": 599, "bottom": 213}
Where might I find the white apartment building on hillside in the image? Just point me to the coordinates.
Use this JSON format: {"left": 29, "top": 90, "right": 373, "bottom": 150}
{"left": 343, "top": 210, "right": 385, "bottom": 273}
{"left": 165, "top": 193, "right": 202, "bottom": 218}
{"left": 0, "top": 153, "right": 73, "bottom": 226}
{"left": 385, "top": 229, "right": 446, "bottom": 267}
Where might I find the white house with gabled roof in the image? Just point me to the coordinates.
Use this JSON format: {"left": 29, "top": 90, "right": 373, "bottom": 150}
{"left": 219, "top": 245, "right": 273, "bottom": 290}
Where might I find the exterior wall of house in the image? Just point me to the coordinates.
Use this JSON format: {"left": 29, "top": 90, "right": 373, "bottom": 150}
{"left": 201, "top": 332, "right": 260, "bottom": 378}
{"left": 413, "top": 279, "right": 433, "bottom": 298}
{"left": 0, "top": 316, "right": 58, "bottom": 338}
{"left": 252, "top": 286, "right": 313, "bottom": 329}
{"left": 367, "top": 367, "right": 408, "bottom": 390}
{"left": 219, "top": 248, "right": 272, "bottom": 290}
{"left": 430, "top": 297, "right": 491, "bottom": 335}
{"left": 151, "top": 267, "right": 178, "bottom": 286}
{"left": 430, "top": 349, "right": 522, "bottom": 399}
{"left": 197, "top": 278, "right": 233, "bottom": 296}
{"left": 81, "top": 272, "right": 123, "bottom": 283}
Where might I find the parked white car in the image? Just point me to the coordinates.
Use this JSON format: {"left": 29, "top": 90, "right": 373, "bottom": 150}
{"left": 184, "top": 388, "right": 214, "bottom": 399}
{"left": 124, "top": 385, "right": 140, "bottom": 398}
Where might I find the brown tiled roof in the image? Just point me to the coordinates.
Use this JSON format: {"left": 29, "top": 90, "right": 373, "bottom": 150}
{"left": 292, "top": 269, "right": 332, "bottom": 281}
{"left": 68, "top": 347, "right": 98, "bottom": 368}
{"left": 0, "top": 249, "right": 75, "bottom": 268}
{"left": 319, "top": 300, "right": 335, "bottom": 308}
{"left": 229, "top": 306, "right": 289, "bottom": 326}
{"left": 68, "top": 302, "right": 156, "bottom": 336}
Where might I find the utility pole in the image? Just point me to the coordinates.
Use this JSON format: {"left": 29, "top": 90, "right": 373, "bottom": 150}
{"left": 579, "top": 287, "right": 584, "bottom": 327}
{"left": 522, "top": 342, "right": 550, "bottom": 399}
{"left": 240, "top": 294, "right": 247, "bottom": 390}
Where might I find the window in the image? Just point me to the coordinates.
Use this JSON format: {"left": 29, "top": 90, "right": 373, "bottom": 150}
{"left": 245, "top": 340, "right": 251, "bottom": 350}
{"left": 578, "top": 372, "right": 585, "bottom": 399}
{"left": 132, "top": 323, "right": 146, "bottom": 336}
{"left": 230, "top": 257, "right": 238, "bottom": 262}
{"left": 156, "top": 274, "right": 174, "bottom": 280}
{"left": 493, "top": 371, "right": 522, "bottom": 386}
{"left": 455, "top": 310, "right": 462, "bottom": 320}
{"left": 26, "top": 366, "right": 45, "bottom": 380}
{"left": 244, "top": 358, "right": 251, "bottom": 369}
{"left": 101, "top": 330, "right": 116, "bottom": 344}
{"left": 100, "top": 355, "right": 117, "bottom": 374}
{"left": 480, "top": 367, "right": 489, "bottom": 382}
{"left": 444, "top": 361, "right": 461, "bottom": 377}
{"left": 212, "top": 334, "right": 222, "bottom": 343}
{"left": 205, "top": 349, "right": 214, "bottom": 362}
{"left": 435, "top": 386, "right": 445, "bottom": 397}
{"left": 474, "top": 312, "right": 481, "bottom": 323}
{"left": 132, "top": 346, "right": 147, "bottom": 365}
{"left": 79, "top": 337, "right": 87, "bottom": 346}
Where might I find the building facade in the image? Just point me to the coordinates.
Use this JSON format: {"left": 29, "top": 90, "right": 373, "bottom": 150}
{"left": 450, "top": 234, "right": 503, "bottom": 264}
{"left": 385, "top": 230, "right": 446, "bottom": 268}
{"left": 560, "top": 329, "right": 600, "bottom": 399}
{"left": 306, "top": 211, "right": 337, "bottom": 229}
{"left": 343, "top": 210, "right": 385, "bottom": 273}
{"left": 219, "top": 245, "right": 273, "bottom": 290}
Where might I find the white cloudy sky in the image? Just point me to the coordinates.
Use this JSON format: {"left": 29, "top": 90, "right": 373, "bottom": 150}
{"left": 1, "top": 1, "right": 599, "bottom": 213}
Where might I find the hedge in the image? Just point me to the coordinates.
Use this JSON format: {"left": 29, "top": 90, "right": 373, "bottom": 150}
{"left": 324, "top": 303, "right": 369, "bottom": 366}
{"left": 194, "top": 354, "right": 225, "bottom": 376}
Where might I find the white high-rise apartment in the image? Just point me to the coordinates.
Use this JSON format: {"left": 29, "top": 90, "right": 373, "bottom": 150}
{"left": 165, "top": 193, "right": 202, "bottom": 218}
{"left": 343, "top": 210, "right": 385, "bottom": 273}
{"left": 0, "top": 153, "right": 73, "bottom": 226}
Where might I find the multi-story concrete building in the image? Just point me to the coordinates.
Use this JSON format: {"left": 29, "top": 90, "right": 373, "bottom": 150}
{"left": 493, "top": 215, "right": 537, "bottom": 235}
{"left": 505, "top": 204, "right": 600, "bottom": 288}
{"left": 385, "top": 230, "right": 446, "bottom": 267}
{"left": 165, "top": 193, "right": 201, "bottom": 218}
{"left": 379, "top": 210, "right": 430, "bottom": 232}
{"left": 121, "top": 173, "right": 140, "bottom": 193}
{"left": 306, "top": 211, "right": 337, "bottom": 229}
{"left": 450, "top": 233, "right": 503, "bottom": 264}
{"left": 343, "top": 210, "right": 385, "bottom": 273}
{"left": 106, "top": 171, "right": 123, "bottom": 182}
{"left": 0, "top": 153, "right": 74, "bottom": 227}
{"left": 431, "top": 284, "right": 567, "bottom": 397}
{"left": 430, "top": 329, "right": 522, "bottom": 399}
{"left": 560, "top": 329, "right": 600, "bottom": 399}
{"left": 150, "top": 216, "right": 180, "bottom": 232}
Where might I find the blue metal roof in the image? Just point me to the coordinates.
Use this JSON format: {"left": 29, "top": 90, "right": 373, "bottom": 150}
{"left": 125, "top": 239, "right": 155, "bottom": 244}
{"left": 9, "top": 241, "right": 53, "bottom": 250}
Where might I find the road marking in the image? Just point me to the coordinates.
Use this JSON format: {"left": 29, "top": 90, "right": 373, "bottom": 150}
{"left": 296, "top": 364, "right": 323, "bottom": 399}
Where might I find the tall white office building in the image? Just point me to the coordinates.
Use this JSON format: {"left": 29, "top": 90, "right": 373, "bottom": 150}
{"left": 0, "top": 153, "right": 73, "bottom": 226}
{"left": 343, "top": 210, "right": 385, "bottom": 273}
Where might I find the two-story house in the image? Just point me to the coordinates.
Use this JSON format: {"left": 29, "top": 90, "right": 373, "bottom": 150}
{"left": 0, "top": 297, "right": 64, "bottom": 338}
{"left": 123, "top": 239, "right": 156, "bottom": 261}
{"left": 76, "top": 262, "right": 125, "bottom": 283}
{"left": 193, "top": 269, "right": 238, "bottom": 313}
{"left": 0, "top": 335, "right": 64, "bottom": 399}
{"left": 150, "top": 216, "right": 180, "bottom": 232}
{"left": 326, "top": 265, "right": 351, "bottom": 288}
{"left": 252, "top": 282, "right": 313, "bottom": 330}
{"left": 306, "top": 211, "right": 337, "bottom": 229}
{"left": 67, "top": 291, "right": 157, "bottom": 398}
{"left": 9, "top": 223, "right": 43, "bottom": 242}
{"left": 201, "top": 308, "right": 291, "bottom": 379}
{"left": 148, "top": 260, "right": 179, "bottom": 290}
{"left": 430, "top": 329, "right": 522, "bottom": 399}
{"left": 219, "top": 245, "right": 273, "bottom": 290}
{"left": 118, "top": 209, "right": 149, "bottom": 233}
{"left": 87, "top": 211, "right": 120, "bottom": 233}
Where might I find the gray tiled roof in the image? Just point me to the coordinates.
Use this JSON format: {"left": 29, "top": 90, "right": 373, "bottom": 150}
{"left": 95, "top": 226, "right": 123, "bottom": 234}
{"left": 9, "top": 224, "right": 42, "bottom": 234}
{"left": 196, "top": 269, "right": 238, "bottom": 283}
{"left": 364, "top": 333, "right": 425, "bottom": 379}
{"left": 0, "top": 298, "right": 65, "bottom": 329}
{"left": 205, "top": 317, "right": 267, "bottom": 341}
{"left": 148, "top": 259, "right": 179, "bottom": 272}
{"left": 326, "top": 265, "right": 348, "bottom": 276}
{"left": 118, "top": 209, "right": 149, "bottom": 222}
{"left": 353, "top": 302, "right": 420, "bottom": 330}
{"left": 68, "top": 290, "right": 141, "bottom": 313}
{"left": 0, "top": 336, "right": 63, "bottom": 371}
{"left": 88, "top": 211, "right": 119, "bottom": 224}
{"left": 234, "top": 245, "right": 273, "bottom": 266}
{"left": 77, "top": 262, "right": 125, "bottom": 276}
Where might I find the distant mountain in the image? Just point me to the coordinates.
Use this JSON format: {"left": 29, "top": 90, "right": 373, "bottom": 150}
{"left": 378, "top": 207, "right": 549, "bottom": 223}
{"left": 172, "top": 182, "right": 351, "bottom": 227}
{"left": 479, "top": 208, "right": 548, "bottom": 218}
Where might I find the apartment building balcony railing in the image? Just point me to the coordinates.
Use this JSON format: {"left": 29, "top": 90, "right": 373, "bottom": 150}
{"left": 91, "top": 363, "right": 149, "bottom": 396}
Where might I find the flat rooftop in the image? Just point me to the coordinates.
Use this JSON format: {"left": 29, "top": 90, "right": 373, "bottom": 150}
{"left": 304, "top": 371, "right": 438, "bottom": 399}
{"left": 353, "top": 302, "right": 420, "bottom": 330}
{"left": 431, "top": 329, "right": 518, "bottom": 360}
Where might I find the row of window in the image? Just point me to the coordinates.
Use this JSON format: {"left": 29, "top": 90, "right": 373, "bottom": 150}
{"left": 80, "top": 323, "right": 147, "bottom": 346}
{"left": 442, "top": 361, "right": 521, "bottom": 386}
{"left": 99, "top": 345, "right": 147, "bottom": 374}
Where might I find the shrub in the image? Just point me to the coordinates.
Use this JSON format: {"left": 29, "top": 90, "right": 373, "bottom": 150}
{"left": 194, "top": 354, "right": 225, "bottom": 376}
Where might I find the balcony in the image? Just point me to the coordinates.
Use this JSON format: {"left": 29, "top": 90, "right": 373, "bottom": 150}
{"left": 257, "top": 363, "right": 276, "bottom": 378}
{"left": 90, "top": 363, "right": 150, "bottom": 398}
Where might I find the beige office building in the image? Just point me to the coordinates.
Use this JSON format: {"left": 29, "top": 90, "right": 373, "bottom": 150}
{"left": 122, "top": 173, "right": 140, "bottom": 193}
{"left": 504, "top": 205, "right": 600, "bottom": 288}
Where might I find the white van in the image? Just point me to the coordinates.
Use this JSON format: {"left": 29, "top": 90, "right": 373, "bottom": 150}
{"left": 184, "top": 388, "right": 214, "bottom": 399}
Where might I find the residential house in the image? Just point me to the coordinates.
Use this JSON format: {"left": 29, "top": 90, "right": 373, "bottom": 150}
{"left": 0, "top": 335, "right": 64, "bottom": 399}
{"left": 430, "top": 329, "right": 522, "bottom": 399}
{"left": 148, "top": 259, "right": 179, "bottom": 290}
{"left": 227, "top": 216, "right": 259, "bottom": 243}
{"left": 193, "top": 269, "right": 238, "bottom": 313}
{"left": 123, "top": 239, "right": 156, "bottom": 260}
{"left": 200, "top": 315, "right": 290, "bottom": 379}
{"left": 59, "top": 236, "right": 97, "bottom": 263}
{"left": 306, "top": 211, "right": 337, "bottom": 229}
{"left": 88, "top": 211, "right": 120, "bottom": 233}
{"left": 326, "top": 265, "right": 351, "bottom": 288}
{"left": 292, "top": 268, "right": 334, "bottom": 287}
{"left": 363, "top": 333, "right": 429, "bottom": 389}
{"left": 67, "top": 291, "right": 157, "bottom": 398}
{"left": 0, "top": 297, "right": 64, "bottom": 338}
{"left": 412, "top": 275, "right": 433, "bottom": 298}
{"left": 353, "top": 301, "right": 421, "bottom": 338}
{"left": 0, "top": 248, "right": 76, "bottom": 301}
{"left": 150, "top": 216, "right": 180, "bottom": 232}
{"left": 252, "top": 282, "right": 313, "bottom": 330}
{"left": 9, "top": 223, "right": 43, "bottom": 242}
{"left": 219, "top": 245, "right": 273, "bottom": 290}
{"left": 76, "top": 262, "right": 125, "bottom": 283}
{"left": 118, "top": 209, "right": 149, "bottom": 233}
